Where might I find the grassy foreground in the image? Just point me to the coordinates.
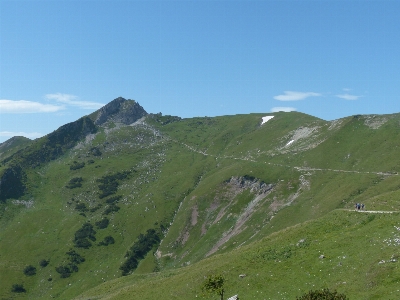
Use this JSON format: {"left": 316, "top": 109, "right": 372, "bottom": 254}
{"left": 74, "top": 210, "right": 400, "bottom": 300}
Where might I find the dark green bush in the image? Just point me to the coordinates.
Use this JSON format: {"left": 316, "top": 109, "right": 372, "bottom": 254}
{"left": 70, "top": 161, "right": 85, "bottom": 170}
{"left": 55, "top": 249, "right": 85, "bottom": 278}
{"left": 296, "top": 289, "right": 348, "bottom": 300}
{"left": 98, "top": 235, "right": 115, "bottom": 246}
{"left": 95, "top": 218, "right": 109, "bottom": 229}
{"left": 23, "top": 265, "right": 36, "bottom": 276}
{"left": 39, "top": 259, "right": 49, "bottom": 267}
{"left": 75, "top": 202, "right": 88, "bottom": 212}
{"left": 66, "top": 249, "right": 85, "bottom": 264}
{"left": 120, "top": 256, "right": 139, "bottom": 276}
{"left": 103, "top": 203, "right": 120, "bottom": 215}
{"left": 97, "top": 171, "right": 130, "bottom": 199}
{"left": 89, "top": 204, "right": 102, "bottom": 212}
{"left": 55, "top": 265, "right": 73, "bottom": 278}
{"left": 90, "top": 147, "right": 102, "bottom": 156}
{"left": 74, "top": 223, "right": 96, "bottom": 248}
{"left": 66, "top": 177, "right": 83, "bottom": 189}
{"left": 11, "top": 284, "right": 26, "bottom": 293}
{"left": 120, "top": 228, "right": 162, "bottom": 275}
{"left": 105, "top": 195, "right": 122, "bottom": 204}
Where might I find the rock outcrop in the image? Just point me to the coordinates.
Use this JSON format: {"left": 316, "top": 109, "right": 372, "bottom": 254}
{"left": 90, "top": 97, "right": 147, "bottom": 126}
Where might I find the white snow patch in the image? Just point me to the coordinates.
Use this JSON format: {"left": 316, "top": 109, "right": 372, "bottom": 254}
{"left": 261, "top": 116, "right": 274, "bottom": 125}
{"left": 286, "top": 140, "right": 294, "bottom": 146}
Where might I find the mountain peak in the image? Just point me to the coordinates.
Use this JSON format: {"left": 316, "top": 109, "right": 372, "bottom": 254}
{"left": 90, "top": 97, "right": 148, "bottom": 126}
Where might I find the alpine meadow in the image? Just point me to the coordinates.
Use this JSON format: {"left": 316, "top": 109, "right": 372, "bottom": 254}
{"left": 1, "top": 97, "right": 400, "bottom": 299}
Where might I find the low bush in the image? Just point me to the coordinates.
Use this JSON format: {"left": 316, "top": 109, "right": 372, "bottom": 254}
{"left": 66, "top": 177, "right": 83, "bottom": 189}
{"left": 95, "top": 218, "right": 109, "bottom": 229}
{"left": 11, "top": 284, "right": 26, "bottom": 293}
{"left": 74, "top": 222, "right": 96, "bottom": 248}
{"left": 75, "top": 202, "right": 88, "bottom": 212}
{"left": 103, "top": 203, "right": 120, "bottom": 215}
{"left": 39, "top": 259, "right": 49, "bottom": 267}
{"left": 90, "top": 147, "right": 102, "bottom": 156}
{"left": 55, "top": 249, "right": 85, "bottom": 278}
{"left": 98, "top": 236, "right": 115, "bottom": 246}
{"left": 23, "top": 265, "right": 36, "bottom": 276}
{"left": 296, "top": 289, "right": 348, "bottom": 300}
{"left": 70, "top": 161, "right": 85, "bottom": 170}
{"left": 97, "top": 171, "right": 130, "bottom": 199}
{"left": 120, "top": 228, "right": 162, "bottom": 275}
{"left": 105, "top": 195, "right": 122, "bottom": 204}
{"left": 89, "top": 204, "right": 102, "bottom": 212}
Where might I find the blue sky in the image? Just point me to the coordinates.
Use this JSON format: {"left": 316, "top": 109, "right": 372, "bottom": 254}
{"left": 1, "top": 0, "right": 399, "bottom": 143}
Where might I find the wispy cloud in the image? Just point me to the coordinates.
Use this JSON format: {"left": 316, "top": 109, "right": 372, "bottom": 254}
{"left": 0, "top": 131, "right": 43, "bottom": 139}
{"left": 274, "top": 91, "right": 321, "bottom": 101}
{"left": 336, "top": 93, "right": 362, "bottom": 101}
{"left": 271, "top": 107, "right": 297, "bottom": 113}
{"left": 0, "top": 100, "right": 64, "bottom": 113}
{"left": 46, "top": 93, "right": 104, "bottom": 110}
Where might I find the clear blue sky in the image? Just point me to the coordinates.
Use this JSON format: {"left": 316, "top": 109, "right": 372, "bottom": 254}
{"left": 1, "top": 0, "right": 399, "bottom": 142}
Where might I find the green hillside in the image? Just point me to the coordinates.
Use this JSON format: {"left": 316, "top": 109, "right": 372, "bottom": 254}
{"left": 0, "top": 136, "right": 32, "bottom": 160}
{"left": 0, "top": 98, "right": 399, "bottom": 299}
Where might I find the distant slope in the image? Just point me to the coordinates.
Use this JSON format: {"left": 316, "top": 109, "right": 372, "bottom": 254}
{"left": 0, "top": 136, "right": 31, "bottom": 160}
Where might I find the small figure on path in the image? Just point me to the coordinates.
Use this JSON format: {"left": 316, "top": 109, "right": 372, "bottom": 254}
{"left": 361, "top": 203, "right": 365, "bottom": 210}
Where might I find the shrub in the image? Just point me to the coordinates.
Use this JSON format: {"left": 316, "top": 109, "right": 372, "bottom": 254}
{"left": 98, "top": 235, "right": 115, "bottom": 246}
{"left": 201, "top": 274, "right": 225, "bottom": 300}
{"left": 120, "top": 228, "right": 162, "bottom": 275}
{"left": 74, "top": 222, "right": 96, "bottom": 248}
{"left": 66, "top": 249, "right": 85, "bottom": 264}
{"left": 66, "top": 177, "right": 83, "bottom": 189}
{"left": 70, "top": 161, "right": 85, "bottom": 170}
{"left": 55, "top": 265, "right": 73, "bottom": 278}
{"left": 97, "top": 171, "right": 130, "bottom": 199}
{"left": 11, "top": 284, "right": 26, "bottom": 293}
{"left": 90, "top": 147, "right": 102, "bottom": 156}
{"left": 39, "top": 259, "right": 50, "bottom": 267}
{"left": 296, "top": 289, "right": 348, "bottom": 300}
{"left": 103, "top": 203, "right": 120, "bottom": 215}
{"left": 23, "top": 265, "right": 36, "bottom": 276}
{"left": 95, "top": 218, "right": 109, "bottom": 229}
{"left": 75, "top": 202, "right": 88, "bottom": 212}
{"left": 89, "top": 204, "right": 102, "bottom": 212}
{"left": 105, "top": 195, "right": 122, "bottom": 204}
{"left": 55, "top": 249, "right": 85, "bottom": 278}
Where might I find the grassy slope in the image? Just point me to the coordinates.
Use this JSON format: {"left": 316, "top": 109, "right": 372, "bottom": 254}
{"left": 75, "top": 210, "right": 400, "bottom": 300}
{"left": 0, "top": 136, "right": 32, "bottom": 160}
{"left": 1, "top": 111, "right": 400, "bottom": 299}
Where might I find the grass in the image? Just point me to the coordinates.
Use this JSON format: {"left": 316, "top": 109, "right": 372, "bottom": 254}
{"left": 74, "top": 210, "right": 400, "bottom": 300}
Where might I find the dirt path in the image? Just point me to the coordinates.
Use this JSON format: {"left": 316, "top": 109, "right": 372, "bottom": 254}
{"left": 170, "top": 137, "right": 398, "bottom": 177}
{"left": 339, "top": 209, "right": 399, "bottom": 214}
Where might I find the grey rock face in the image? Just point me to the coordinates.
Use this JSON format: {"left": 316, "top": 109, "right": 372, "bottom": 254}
{"left": 93, "top": 97, "right": 147, "bottom": 126}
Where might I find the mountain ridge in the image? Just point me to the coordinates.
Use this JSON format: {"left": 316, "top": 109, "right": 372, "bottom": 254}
{"left": 1, "top": 97, "right": 400, "bottom": 299}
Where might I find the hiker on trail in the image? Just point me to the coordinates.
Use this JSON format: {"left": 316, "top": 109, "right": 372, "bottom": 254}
{"left": 362, "top": 203, "right": 365, "bottom": 210}
{"left": 355, "top": 203, "right": 358, "bottom": 210}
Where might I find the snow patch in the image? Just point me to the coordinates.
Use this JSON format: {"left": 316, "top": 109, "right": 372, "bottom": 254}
{"left": 285, "top": 140, "right": 294, "bottom": 146}
{"left": 261, "top": 116, "right": 274, "bottom": 125}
